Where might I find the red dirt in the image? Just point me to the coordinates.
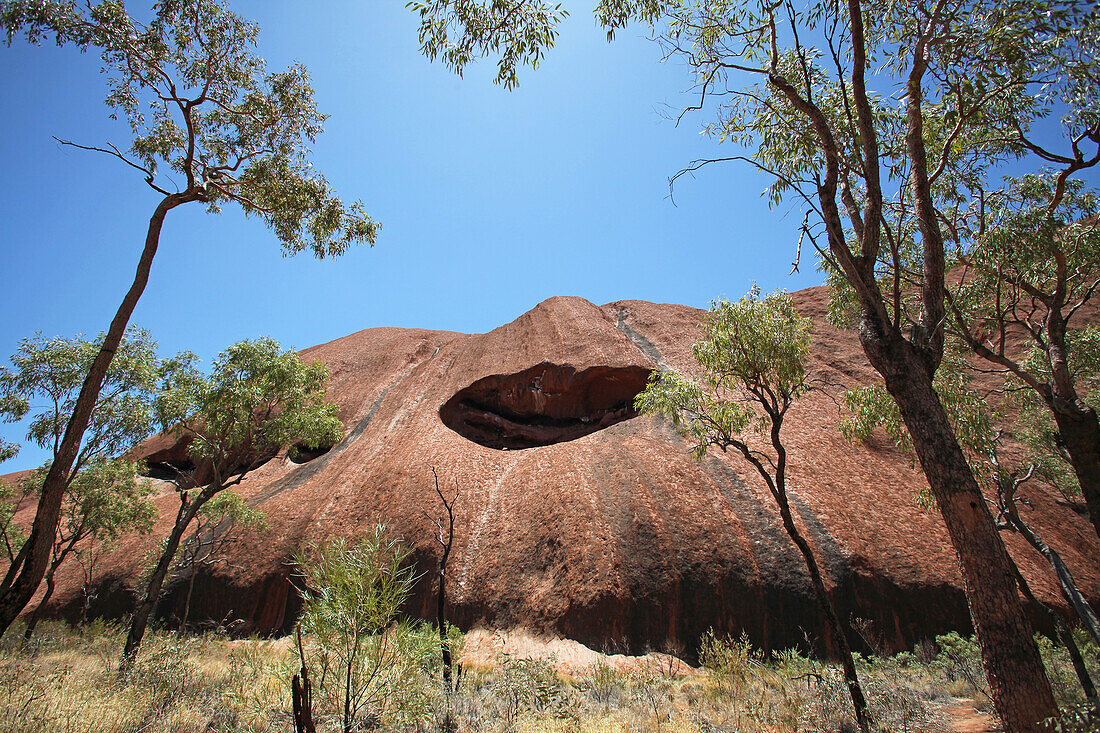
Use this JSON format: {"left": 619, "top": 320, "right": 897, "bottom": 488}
{"left": 944, "top": 700, "right": 998, "bottom": 733}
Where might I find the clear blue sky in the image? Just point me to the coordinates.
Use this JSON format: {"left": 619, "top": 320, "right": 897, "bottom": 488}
{"left": 0, "top": 2, "right": 1093, "bottom": 472}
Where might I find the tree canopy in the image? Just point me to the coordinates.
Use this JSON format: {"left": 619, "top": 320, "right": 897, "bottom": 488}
{"left": 123, "top": 336, "right": 342, "bottom": 662}
{"left": 0, "top": 328, "right": 166, "bottom": 472}
{"left": 2, "top": 0, "right": 378, "bottom": 255}
{"left": 407, "top": 0, "right": 1100, "bottom": 726}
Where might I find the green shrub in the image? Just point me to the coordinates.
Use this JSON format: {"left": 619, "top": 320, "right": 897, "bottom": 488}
{"left": 931, "top": 632, "right": 991, "bottom": 702}
{"left": 698, "top": 629, "right": 763, "bottom": 697}
{"left": 583, "top": 661, "right": 624, "bottom": 707}
{"left": 1041, "top": 703, "right": 1100, "bottom": 733}
{"left": 295, "top": 525, "right": 437, "bottom": 731}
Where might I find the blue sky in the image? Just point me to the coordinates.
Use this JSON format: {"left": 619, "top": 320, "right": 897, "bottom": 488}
{"left": 0, "top": 2, "right": 1095, "bottom": 472}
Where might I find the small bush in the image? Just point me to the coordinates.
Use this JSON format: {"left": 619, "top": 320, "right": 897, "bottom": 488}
{"left": 1042, "top": 702, "right": 1100, "bottom": 733}
{"left": 931, "top": 632, "right": 991, "bottom": 703}
{"left": 295, "top": 526, "right": 437, "bottom": 730}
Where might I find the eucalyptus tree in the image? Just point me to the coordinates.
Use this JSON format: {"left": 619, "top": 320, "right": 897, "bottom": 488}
{"left": 845, "top": 374, "right": 1100, "bottom": 703}
{"left": 20, "top": 458, "right": 156, "bottom": 639}
{"left": 0, "top": 329, "right": 169, "bottom": 635}
{"left": 947, "top": 176, "right": 1100, "bottom": 540}
{"left": 0, "top": 330, "right": 166, "bottom": 471}
{"left": 123, "top": 337, "right": 342, "bottom": 663}
{"left": 636, "top": 289, "right": 871, "bottom": 733}
{"left": 0, "top": 0, "right": 377, "bottom": 633}
{"left": 406, "top": 0, "right": 1100, "bottom": 726}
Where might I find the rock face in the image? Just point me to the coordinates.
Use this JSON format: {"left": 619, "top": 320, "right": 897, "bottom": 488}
{"left": 19, "top": 289, "right": 1100, "bottom": 659}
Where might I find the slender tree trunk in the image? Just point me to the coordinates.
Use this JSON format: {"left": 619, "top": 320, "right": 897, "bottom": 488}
{"left": 1006, "top": 510, "right": 1100, "bottom": 646}
{"left": 1050, "top": 400, "right": 1100, "bottom": 542}
{"left": 292, "top": 626, "right": 317, "bottom": 733}
{"left": 1013, "top": 561, "right": 1097, "bottom": 703}
{"left": 123, "top": 489, "right": 205, "bottom": 665}
{"left": 343, "top": 631, "right": 357, "bottom": 733}
{"left": 438, "top": 566, "right": 452, "bottom": 688}
{"left": 735, "top": 419, "right": 871, "bottom": 733}
{"left": 80, "top": 583, "right": 92, "bottom": 626}
{"left": 180, "top": 565, "right": 197, "bottom": 633}
{"left": 775, "top": 494, "right": 870, "bottom": 731}
{"left": 868, "top": 333, "right": 1056, "bottom": 732}
{"left": 22, "top": 569, "right": 57, "bottom": 641}
{"left": 0, "top": 194, "right": 183, "bottom": 636}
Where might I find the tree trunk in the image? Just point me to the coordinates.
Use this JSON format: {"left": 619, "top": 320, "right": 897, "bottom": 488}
{"left": 735, "top": 418, "right": 871, "bottom": 732}
{"left": 0, "top": 194, "right": 182, "bottom": 636}
{"left": 292, "top": 626, "right": 316, "bottom": 733}
{"left": 775, "top": 494, "right": 870, "bottom": 732}
{"left": 1050, "top": 399, "right": 1100, "bottom": 542}
{"left": 180, "top": 565, "right": 197, "bottom": 633}
{"left": 22, "top": 568, "right": 56, "bottom": 641}
{"left": 438, "top": 569, "right": 452, "bottom": 686}
{"left": 343, "top": 631, "right": 357, "bottom": 733}
{"left": 1013, "top": 562, "right": 1097, "bottom": 703}
{"left": 868, "top": 332, "right": 1056, "bottom": 732}
{"left": 292, "top": 673, "right": 316, "bottom": 733}
{"left": 1006, "top": 509, "right": 1100, "bottom": 646}
{"left": 123, "top": 489, "right": 205, "bottom": 665}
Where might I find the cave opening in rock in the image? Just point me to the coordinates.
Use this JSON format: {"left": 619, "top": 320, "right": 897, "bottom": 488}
{"left": 289, "top": 441, "right": 334, "bottom": 464}
{"left": 141, "top": 459, "right": 197, "bottom": 482}
{"left": 440, "top": 363, "right": 652, "bottom": 450}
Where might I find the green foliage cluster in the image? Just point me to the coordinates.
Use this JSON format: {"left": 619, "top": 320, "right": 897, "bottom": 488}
{"left": 0, "top": 481, "right": 29, "bottom": 566}
{"left": 1, "top": 0, "right": 378, "bottom": 256}
{"left": 26, "top": 459, "right": 156, "bottom": 548}
{"left": 407, "top": 0, "right": 569, "bottom": 89}
{"left": 0, "top": 331, "right": 164, "bottom": 622}
{"left": 1035, "top": 629, "right": 1100, "bottom": 710}
{"left": 0, "top": 329, "right": 169, "bottom": 470}
{"left": 949, "top": 175, "right": 1100, "bottom": 501}
{"left": 156, "top": 337, "right": 342, "bottom": 480}
{"left": 698, "top": 628, "right": 765, "bottom": 695}
{"left": 1042, "top": 703, "right": 1100, "bottom": 733}
{"left": 123, "top": 336, "right": 343, "bottom": 662}
{"left": 635, "top": 288, "right": 812, "bottom": 460}
{"left": 492, "top": 651, "right": 573, "bottom": 725}
{"left": 841, "top": 347, "right": 997, "bottom": 497}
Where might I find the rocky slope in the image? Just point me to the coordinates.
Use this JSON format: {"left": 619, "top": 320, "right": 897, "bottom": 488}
{"left": 11, "top": 287, "right": 1099, "bottom": 659}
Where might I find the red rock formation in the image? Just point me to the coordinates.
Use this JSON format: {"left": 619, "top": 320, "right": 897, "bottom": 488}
{"left": 9, "top": 290, "right": 1099, "bottom": 659}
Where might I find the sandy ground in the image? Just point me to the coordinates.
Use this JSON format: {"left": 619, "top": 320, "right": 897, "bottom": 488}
{"left": 943, "top": 699, "right": 998, "bottom": 733}
{"left": 458, "top": 626, "right": 695, "bottom": 676}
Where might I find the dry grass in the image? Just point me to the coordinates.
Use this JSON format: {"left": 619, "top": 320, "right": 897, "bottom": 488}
{"left": 0, "top": 620, "right": 294, "bottom": 733}
{"left": 0, "top": 622, "right": 1094, "bottom": 732}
